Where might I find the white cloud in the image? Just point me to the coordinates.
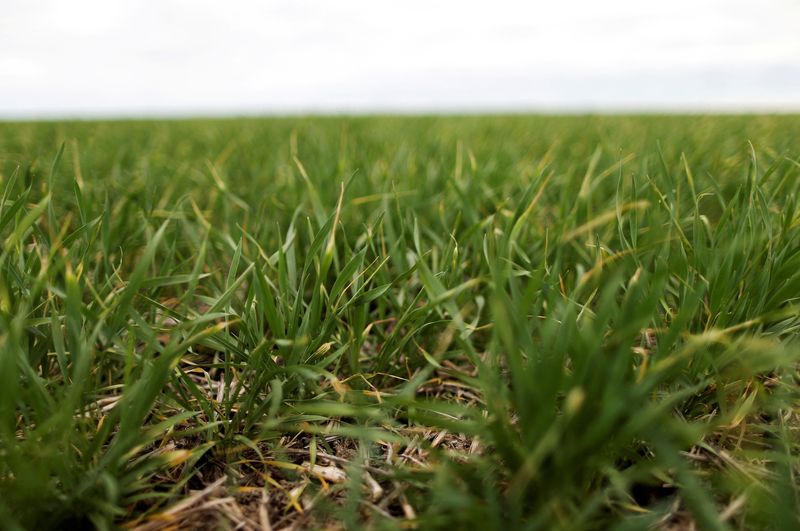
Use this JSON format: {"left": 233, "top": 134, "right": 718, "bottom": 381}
{"left": 1, "top": 0, "right": 799, "bottom": 116}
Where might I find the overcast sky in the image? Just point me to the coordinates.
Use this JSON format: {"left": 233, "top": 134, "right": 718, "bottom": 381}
{"left": 2, "top": 0, "right": 799, "bottom": 117}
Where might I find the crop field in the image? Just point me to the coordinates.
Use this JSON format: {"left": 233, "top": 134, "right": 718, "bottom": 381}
{"left": 1, "top": 115, "right": 799, "bottom": 530}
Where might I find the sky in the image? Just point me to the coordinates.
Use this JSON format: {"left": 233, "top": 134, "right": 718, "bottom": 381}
{"left": 1, "top": 0, "right": 799, "bottom": 117}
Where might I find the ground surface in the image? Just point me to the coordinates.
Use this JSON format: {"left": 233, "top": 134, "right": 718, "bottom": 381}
{"left": 0, "top": 115, "right": 799, "bottom": 530}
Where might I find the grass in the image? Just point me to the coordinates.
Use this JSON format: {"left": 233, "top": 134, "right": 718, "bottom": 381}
{"left": 0, "top": 114, "right": 799, "bottom": 530}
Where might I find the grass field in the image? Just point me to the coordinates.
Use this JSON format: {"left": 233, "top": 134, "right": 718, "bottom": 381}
{"left": 1, "top": 115, "right": 799, "bottom": 530}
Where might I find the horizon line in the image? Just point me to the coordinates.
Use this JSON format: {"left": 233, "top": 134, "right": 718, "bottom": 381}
{"left": 3, "top": 104, "right": 800, "bottom": 122}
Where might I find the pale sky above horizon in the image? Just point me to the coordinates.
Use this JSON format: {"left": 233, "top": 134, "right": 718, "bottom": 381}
{"left": 2, "top": 0, "right": 799, "bottom": 117}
